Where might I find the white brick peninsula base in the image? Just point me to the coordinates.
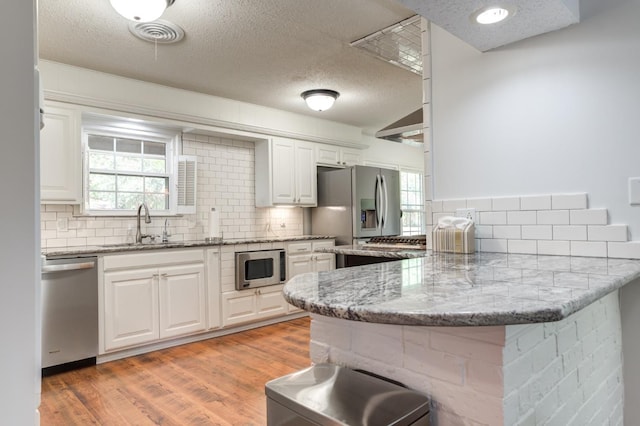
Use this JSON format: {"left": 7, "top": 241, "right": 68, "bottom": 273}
{"left": 309, "top": 291, "right": 623, "bottom": 426}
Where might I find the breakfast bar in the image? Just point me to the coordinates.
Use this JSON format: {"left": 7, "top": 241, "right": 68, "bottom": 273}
{"left": 283, "top": 252, "right": 640, "bottom": 425}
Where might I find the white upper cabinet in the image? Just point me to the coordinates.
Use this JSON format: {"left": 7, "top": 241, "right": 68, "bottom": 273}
{"left": 40, "top": 101, "right": 82, "bottom": 203}
{"left": 316, "top": 143, "right": 362, "bottom": 168}
{"left": 255, "top": 137, "right": 317, "bottom": 207}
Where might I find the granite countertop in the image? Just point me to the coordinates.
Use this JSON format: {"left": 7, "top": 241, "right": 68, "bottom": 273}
{"left": 315, "top": 244, "right": 428, "bottom": 259}
{"left": 43, "top": 235, "right": 334, "bottom": 258}
{"left": 283, "top": 252, "right": 640, "bottom": 326}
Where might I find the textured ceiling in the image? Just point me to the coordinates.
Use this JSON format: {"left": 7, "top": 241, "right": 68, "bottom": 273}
{"left": 397, "top": 0, "right": 580, "bottom": 52}
{"left": 38, "top": 0, "right": 423, "bottom": 134}
{"left": 38, "top": 0, "right": 581, "bottom": 133}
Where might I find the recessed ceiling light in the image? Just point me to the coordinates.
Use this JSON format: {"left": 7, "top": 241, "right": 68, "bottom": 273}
{"left": 474, "top": 7, "right": 511, "bottom": 25}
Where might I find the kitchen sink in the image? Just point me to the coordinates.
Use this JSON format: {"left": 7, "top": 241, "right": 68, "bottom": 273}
{"left": 101, "top": 242, "right": 167, "bottom": 248}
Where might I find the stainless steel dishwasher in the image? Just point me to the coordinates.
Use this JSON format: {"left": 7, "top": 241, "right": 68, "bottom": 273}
{"left": 41, "top": 256, "right": 98, "bottom": 375}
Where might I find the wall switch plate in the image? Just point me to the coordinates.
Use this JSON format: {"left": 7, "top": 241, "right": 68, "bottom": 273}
{"left": 455, "top": 208, "right": 477, "bottom": 222}
{"left": 630, "top": 178, "right": 640, "bottom": 205}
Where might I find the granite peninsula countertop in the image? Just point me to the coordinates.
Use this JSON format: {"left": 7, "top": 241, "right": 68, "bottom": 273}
{"left": 43, "top": 235, "right": 334, "bottom": 258}
{"left": 315, "top": 244, "right": 428, "bottom": 259}
{"left": 283, "top": 252, "right": 640, "bottom": 326}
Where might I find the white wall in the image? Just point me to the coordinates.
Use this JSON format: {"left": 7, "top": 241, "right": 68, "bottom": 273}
{"left": 430, "top": 0, "right": 640, "bottom": 239}
{"left": 0, "top": 0, "right": 39, "bottom": 423}
{"left": 429, "top": 0, "right": 640, "bottom": 421}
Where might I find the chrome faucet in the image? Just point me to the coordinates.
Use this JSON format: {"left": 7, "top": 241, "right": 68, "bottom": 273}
{"left": 162, "top": 218, "right": 170, "bottom": 243}
{"left": 136, "top": 203, "right": 152, "bottom": 243}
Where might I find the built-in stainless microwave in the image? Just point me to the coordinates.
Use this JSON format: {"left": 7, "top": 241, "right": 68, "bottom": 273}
{"left": 235, "top": 249, "right": 286, "bottom": 290}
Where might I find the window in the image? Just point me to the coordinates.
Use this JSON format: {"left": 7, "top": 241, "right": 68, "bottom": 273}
{"left": 83, "top": 117, "right": 181, "bottom": 215}
{"left": 400, "top": 170, "right": 425, "bottom": 235}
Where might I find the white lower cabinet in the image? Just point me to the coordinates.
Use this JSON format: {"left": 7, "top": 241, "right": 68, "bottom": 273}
{"left": 102, "top": 250, "right": 206, "bottom": 352}
{"left": 286, "top": 240, "right": 335, "bottom": 313}
{"left": 104, "top": 268, "right": 159, "bottom": 350}
{"left": 221, "top": 285, "right": 288, "bottom": 327}
{"left": 158, "top": 264, "right": 207, "bottom": 339}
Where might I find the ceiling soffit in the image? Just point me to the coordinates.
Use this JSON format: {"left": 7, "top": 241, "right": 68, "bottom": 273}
{"left": 396, "top": 0, "right": 580, "bottom": 51}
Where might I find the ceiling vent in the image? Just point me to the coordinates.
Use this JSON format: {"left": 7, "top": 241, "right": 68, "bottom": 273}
{"left": 128, "top": 20, "right": 185, "bottom": 44}
{"left": 350, "top": 15, "right": 422, "bottom": 75}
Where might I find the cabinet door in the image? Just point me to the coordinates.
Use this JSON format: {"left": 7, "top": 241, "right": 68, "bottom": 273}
{"left": 158, "top": 263, "right": 206, "bottom": 339}
{"left": 316, "top": 144, "right": 341, "bottom": 167}
{"left": 104, "top": 268, "right": 159, "bottom": 351}
{"left": 271, "top": 138, "right": 296, "bottom": 204}
{"left": 287, "top": 254, "right": 313, "bottom": 281}
{"left": 295, "top": 141, "right": 317, "bottom": 206}
{"left": 341, "top": 148, "right": 362, "bottom": 167}
{"left": 314, "top": 253, "right": 336, "bottom": 272}
{"left": 221, "top": 290, "right": 258, "bottom": 327}
{"left": 40, "top": 103, "right": 82, "bottom": 203}
{"left": 256, "top": 287, "right": 288, "bottom": 320}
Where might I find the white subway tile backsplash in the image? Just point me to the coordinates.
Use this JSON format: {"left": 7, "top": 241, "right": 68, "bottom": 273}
{"left": 552, "top": 193, "right": 588, "bottom": 210}
{"left": 571, "top": 241, "right": 607, "bottom": 257}
{"left": 570, "top": 209, "right": 607, "bottom": 225}
{"left": 442, "top": 199, "right": 466, "bottom": 211}
{"left": 608, "top": 242, "right": 640, "bottom": 259}
{"left": 481, "top": 239, "right": 508, "bottom": 253}
{"left": 432, "top": 193, "right": 627, "bottom": 259}
{"left": 431, "top": 200, "right": 443, "bottom": 213}
{"left": 553, "top": 226, "right": 587, "bottom": 241}
{"left": 521, "top": 225, "right": 552, "bottom": 240}
{"left": 520, "top": 195, "right": 552, "bottom": 211}
{"left": 507, "top": 211, "right": 537, "bottom": 225}
{"left": 537, "top": 210, "right": 570, "bottom": 225}
{"left": 538, "top": 241, "right": 571, "bottom": 256}
{"left": 588, "top": 225, "right": 628, "bottom": 242}
{"left": 480, "top": 211, "right": 507, "bottom": 225}
{"left": 493, "top": 226, "right": 521, "bottom": 239}
{"left": 508, "top": 240, "right": 537, "bottom": 254}
{"left": 466, "top": 198, "right": 492, "bottom": 211}
{"left": 476, "top": 225, "right": 493, "bottom": 239}
{"left": 492, "top": 197, "right": 520, "bottom": 211}
{"left": 41, "top": 135, "right": 302, "bottom": 248}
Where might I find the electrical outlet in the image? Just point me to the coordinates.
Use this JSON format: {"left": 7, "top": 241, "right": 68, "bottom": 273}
{"left": 629, "top": 178, "right": 640, "bottom": 205}
{"left": 455, "top": 208, "right": 477, "bottom": 222}
{"left": 280, "top": 222, "right": 286, "bottom": 228}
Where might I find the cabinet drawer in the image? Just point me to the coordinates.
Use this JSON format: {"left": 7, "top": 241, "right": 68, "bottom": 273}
{"left": 312, "top": 240, "right": 335, "bottom": 250}
{"left": 287, "top": 242, "right": 312, "bottom": 254}
{"left": 103, "top": 249, "right": 204, "bottom": 271}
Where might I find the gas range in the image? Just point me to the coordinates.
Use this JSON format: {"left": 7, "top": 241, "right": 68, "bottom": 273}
{"left": 363, "top": 235, "right": 427, "bottom": 250}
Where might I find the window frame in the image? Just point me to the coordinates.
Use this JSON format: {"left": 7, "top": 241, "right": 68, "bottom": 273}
{"left": 81, "top": 119, "right": 181, "bottom": 217}
{"left": 400, "top": 168, "right": 425, "bottom": 236}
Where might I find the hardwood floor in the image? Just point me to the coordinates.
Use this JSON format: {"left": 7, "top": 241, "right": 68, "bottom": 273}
{"left": 40, "top": 317, "right": 311, "bottom": 425}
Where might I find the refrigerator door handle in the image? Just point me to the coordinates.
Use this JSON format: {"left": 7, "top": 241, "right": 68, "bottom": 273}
{"left": 374, "top": 174, "right": 381, "bottom": 228}
{"left": 381, "top": 174, "right": 388, "bottom": 228}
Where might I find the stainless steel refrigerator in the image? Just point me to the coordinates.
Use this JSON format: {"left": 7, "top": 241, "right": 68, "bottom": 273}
{"left": 311, "top": 165, "right": 401, "bottom": 246}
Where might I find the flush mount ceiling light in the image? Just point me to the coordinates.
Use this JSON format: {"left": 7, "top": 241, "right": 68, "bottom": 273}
{"left": 473, "top": 6, "right": 511, "bottom": 25}
{"left": 110, "top": 0, "right": 175, "bottom": 22}
{"left": 301, "top": 89, "right": 340, "bottom": 112}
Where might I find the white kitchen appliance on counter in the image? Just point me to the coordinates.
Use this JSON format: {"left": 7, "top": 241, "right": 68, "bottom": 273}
{"left": 432, "top": 216, "right": 475, "bottom": 254}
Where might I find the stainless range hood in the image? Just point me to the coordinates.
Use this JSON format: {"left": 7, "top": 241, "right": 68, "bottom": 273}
{"left": 375, "top": 109, "right": 423, "bottom": 146}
